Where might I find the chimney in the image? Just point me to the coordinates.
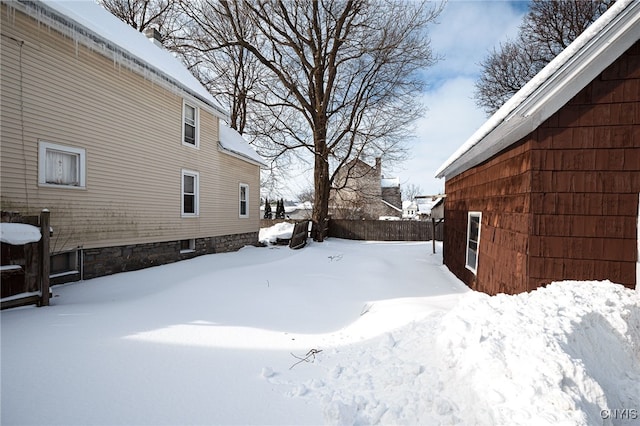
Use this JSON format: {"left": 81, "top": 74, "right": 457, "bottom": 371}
{"left": 144, "top": 28, "right": 163, "bottom": 48}
{"left": 375, "top": 157, "right": 382, "bottom": 178}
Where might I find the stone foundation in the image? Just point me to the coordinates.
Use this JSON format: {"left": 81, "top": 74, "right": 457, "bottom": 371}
{"left": 56, "top": 231, "right": 259, "bottom": 283}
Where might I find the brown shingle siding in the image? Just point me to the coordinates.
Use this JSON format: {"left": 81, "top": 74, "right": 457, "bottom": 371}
{"left": 444, "top": 140, "right": 533, "bottom": 295}
{"left": 622, "top": 78, "right": 640, "bottom": 101}
{"left": 444, "top": 40, "right": 639, "bottom": 294}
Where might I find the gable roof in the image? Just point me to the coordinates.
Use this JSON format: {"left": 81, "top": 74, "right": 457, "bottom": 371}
{"left": 16, "top": 0, "right": 228, "bottom": 120}
{"left": 436, "top": 0, "right": 640, "bottom": 180}
{"left": 218, "top": 125, "right": 266, "bottom": 167}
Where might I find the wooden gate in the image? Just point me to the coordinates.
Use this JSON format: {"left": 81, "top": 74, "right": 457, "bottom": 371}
{"left": 1, "top": 210, "right": 51, "bottom": 309}
{"left": 289, "top": 220, "right": 310, "bottom": 249}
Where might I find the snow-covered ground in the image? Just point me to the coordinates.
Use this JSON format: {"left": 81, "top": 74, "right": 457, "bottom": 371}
{"left": 2, "top": 233, "right": 639, "bottom": 425}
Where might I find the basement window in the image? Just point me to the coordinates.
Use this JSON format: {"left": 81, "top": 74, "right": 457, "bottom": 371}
{"left": 50, "top": 250, "right": 79, "bottom": 278}
{"left": 180, "top": 239, "right": 195, "bottom": 253}
{"left": 465, "top": 212, "right": 482, "bottom": 274}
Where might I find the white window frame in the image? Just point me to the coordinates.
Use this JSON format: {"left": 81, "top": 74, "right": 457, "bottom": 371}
{"left": 180, "top": 238, "right": 196, "bottom": 254}
{"left": 49, "top": 250, "right": 79, "bottom": 278}
{"left": 465, "top": 212, "right": 482, "bottom": 274}
{"left": 182, "top": 100, "right": 199, "bottom": 148}
{"left": 239, "top": 183, "right": 249, "bottom": 218}
{"left": 38, "top": 141, "right": 86, "bottom": 188}
{"left": 181, "top": 169, "right": 199, "bottom": 217}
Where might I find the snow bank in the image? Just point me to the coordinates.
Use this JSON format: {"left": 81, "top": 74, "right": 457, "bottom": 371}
{"left": 259, "top": 222, "right": 295, "bottom": 245}
{"left": 437, "top": 280, "right": 640, "bottom": 425}
{"left": 281, "top": 280, "right": 639, "bottom": 425}
{"left": 0, "top": 223, "right": 41, "bottom": 245}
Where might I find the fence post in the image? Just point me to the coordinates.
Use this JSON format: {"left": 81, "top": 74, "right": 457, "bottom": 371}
{"left": 432, "top": 218, "right": 436, "bottom": 254}
{"left": 39, "top": 209, "right": 50, "bottom": 307}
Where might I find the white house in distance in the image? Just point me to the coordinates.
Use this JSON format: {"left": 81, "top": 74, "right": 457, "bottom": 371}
{"left": 1, "top": 0, "right": 265, "bottom": 284}
{"left": 402, "top": 197, "right": 443, "bottom": 220}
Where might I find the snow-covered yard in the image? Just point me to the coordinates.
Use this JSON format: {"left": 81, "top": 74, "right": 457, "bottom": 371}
{"left": 1, "top": 235, "right": 639, "bottom": 425}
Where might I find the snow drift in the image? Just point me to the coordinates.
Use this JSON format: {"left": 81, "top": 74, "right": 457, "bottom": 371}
{"left": 2, "top": 234, "right": 638, "bottom": 425}
{"left": 284, "top": 280, "right": 640, "bottom": 425}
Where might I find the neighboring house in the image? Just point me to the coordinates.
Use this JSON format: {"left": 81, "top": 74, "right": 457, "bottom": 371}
{"left": 403, "top": 197, "right": 444, "bottom": 221}
{"left": 435, "top": 0, "right": 639, "bottom": 295}
{"left": 402, "top": 200, "right": 418, "bottom": 219}
{"left": 331, "top": 158, "right": 403, "bottom": 220}
{"left": 1, "top": 0, "right": 265, "bottom": 284}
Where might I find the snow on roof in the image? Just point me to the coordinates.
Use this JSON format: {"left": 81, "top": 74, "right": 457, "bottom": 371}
{"left": 218, "top": 125, "right": 266, "bottom": 167}
{"left": 402, "top": 200, "right": 416, "bottom": 210}
{"left": 381, "top": 177, "right": 399, "bottom": 188}
{"left": 25, "top": 0, "right": 227, "bottom": 119}
{"left": 0, "top": 223, "right": 42, "bottom": 245}
{"left": 436, "top": 0, "right": 640, "bottom": 179}
{"left": 380, "top": 199, "right": 402, "bottom": 213}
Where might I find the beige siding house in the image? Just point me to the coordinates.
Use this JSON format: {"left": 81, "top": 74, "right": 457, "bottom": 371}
{"left": 330, "top": 158, "right": 403, "bottom": 220}
{"left": 1, "top": 0, "right": 265, "bottom": 283}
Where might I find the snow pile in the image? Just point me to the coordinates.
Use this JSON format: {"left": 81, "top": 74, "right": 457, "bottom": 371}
{"left": 437, "top": 280, "right": 640, "bottom": 425}
{"left": 276, "top": 282, "right": 640, "bottom": 425}
{"left": 0, "top": 223, "right": 41, "bottom": 245}
{"left": 289, "top": 280, "right": 639, "bottom": 425}
{"left": 259, "top": 221, "right": 295, "bottom": 245}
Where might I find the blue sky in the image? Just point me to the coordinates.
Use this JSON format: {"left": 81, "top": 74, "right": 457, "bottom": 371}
{"left": 389, "top": 0, "right": 530, "bottom": 196}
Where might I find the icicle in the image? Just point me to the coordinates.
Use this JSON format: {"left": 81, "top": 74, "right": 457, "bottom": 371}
{"left": 7, "top": 2, "right": 16, "bottom": 25}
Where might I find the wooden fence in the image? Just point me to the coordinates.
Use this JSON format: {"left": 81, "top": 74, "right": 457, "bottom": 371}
{"left": 1, "top": 210, "right": 51, "bottom": 309}
{"left": 328, "top": 219, "right": 443, "bottom": 242}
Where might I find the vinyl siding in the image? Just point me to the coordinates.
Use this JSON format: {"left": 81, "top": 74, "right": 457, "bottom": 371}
{"left": 1, "top": 5, "right": 260, "bottom": 253}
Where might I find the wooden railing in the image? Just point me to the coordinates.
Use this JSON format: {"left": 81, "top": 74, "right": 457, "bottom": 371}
{"left": 1, "top": 209, "right": 51, "bottom": 309}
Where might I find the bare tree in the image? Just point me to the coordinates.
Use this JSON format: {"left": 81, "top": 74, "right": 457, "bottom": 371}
{"left": 99, "top": 0, "right": 185, "bottom": 47}
{"left": 402, "top": 183, "right": 424, "bottom": 202}
{"left": 184, "top": 0, "right": 441, "bottom": 241}
{"left": 100, "top": 0, "right": 264, "bottom": 142}
{"left": 177, "top": 2, "right": 269, "bottom": 134}
{"left": 474, "top": 0, "right": 613, "bottom": 115}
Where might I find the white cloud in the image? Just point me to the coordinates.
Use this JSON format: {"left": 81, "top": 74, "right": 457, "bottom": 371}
{"left": 389, "top": 77, "right": 487, "bottom": 195}
{"left": 427, "top": 1, "right": 526, "bottom": 81}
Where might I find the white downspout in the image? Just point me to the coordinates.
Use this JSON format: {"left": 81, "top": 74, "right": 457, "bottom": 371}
{"left": 636, "top": 193, "right": 639, "bottom": 290}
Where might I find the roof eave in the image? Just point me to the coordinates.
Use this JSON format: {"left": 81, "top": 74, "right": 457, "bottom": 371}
{"left": 436, "top": 0, "right": 640, "bottom": 180}
{"left": 20, "top": 0, "right": 230, "bottom": 122}
{"left": 217, "top": 143, "right": 267, "bottom": 168}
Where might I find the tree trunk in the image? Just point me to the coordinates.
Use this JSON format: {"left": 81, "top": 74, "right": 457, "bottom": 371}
{"left": 311, "top": 152, "right": 330, "bottom": 242}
